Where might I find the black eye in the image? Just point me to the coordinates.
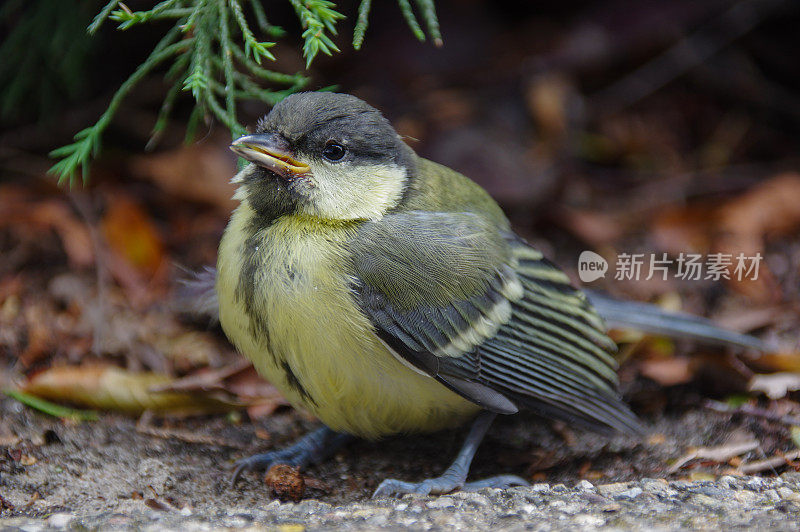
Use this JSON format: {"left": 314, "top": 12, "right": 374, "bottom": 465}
{"left": 322, "top": 142, "right": 346, "bottom": 162}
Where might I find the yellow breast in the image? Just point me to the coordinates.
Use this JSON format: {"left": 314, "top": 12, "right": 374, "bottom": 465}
{"left": 216, "top": 203, "right": 479, "bottom": 438}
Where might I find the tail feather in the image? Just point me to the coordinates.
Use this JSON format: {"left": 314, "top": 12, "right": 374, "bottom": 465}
{"left": 177, "top": 266, "right": 767, "bottom": 352}
{"left": 585, "top": 290, "right": 766, "bottom": 351}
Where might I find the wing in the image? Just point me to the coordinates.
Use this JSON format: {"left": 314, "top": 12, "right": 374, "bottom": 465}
{"left": 349, "top": 211, "right": 643, "bottom": 435}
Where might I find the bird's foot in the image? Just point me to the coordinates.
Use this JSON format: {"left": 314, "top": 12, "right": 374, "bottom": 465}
{"left": 231, "top": 426, "right": 351, "bottom": 486}
{"left": 231, "top": 447, "right": 307, "bottom": 486}
{"left": 463, "top": 474, "right": 530, "bottom": 491}
{"left": 372, "top": 473, "right": 528, "bottom": 498}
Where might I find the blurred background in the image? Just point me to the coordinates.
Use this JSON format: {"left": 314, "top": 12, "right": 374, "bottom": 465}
{"left": 1, "top": 0, "right": 800, "bottom": 506}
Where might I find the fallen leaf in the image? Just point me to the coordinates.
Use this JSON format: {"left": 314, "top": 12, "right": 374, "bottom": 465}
{"left": 102, "top": 196, "right": 164, "bottom": 277}
{"left": 129, "top": 134, "right": 237, "bottom": 213}
{"left": 749, "top": 373, "right": 800, "bottom": 399}
{"left": 0, "top": 186, "right": 94, "bottom": 268}
{"left": 151, "top": 362, "right": 288, "bottom": 418}
{"left": 149, "top": 359, "right": 251, "bottom": 393}
{"left": 749, "top": 352, "right": 800, "bottom": 374}
{"left": 23, "top": 365, "right": 241, "bottom": 416}
{"left": 29, "top": 201, "right": 94, "bottom": 268}
{"left": 639, "top": 357, "right": 693, "bottom": 386}
{"left": 552, "top": 207, "right": 622, "bottom": 247}
{"left": 652, "top": 203, "right": 715, "bottom": 255}
{"left": 145, "top": 497, "right": 179, "bottom": 512}
{"left": 716, "top": 173, "right": 800, "bottom": 248}
{"left": 668, "top": 440, "right": 759, "bottom": 473}
{"left": 18, "top": 302, "right": 54, "bottom": 368}
{"left": 715, "top": 173, "right": 800, "bottom": 301}
{"left": 525, "top": 73, "right": 581, "bottom": 154}
{"left": 650, "top": 173, "right": 800, "bottom": 302}
{"left": 738, "top": 450, "right": 800, "bottom": 474}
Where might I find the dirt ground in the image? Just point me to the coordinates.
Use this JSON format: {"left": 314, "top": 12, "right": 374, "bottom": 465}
{"left": 0, "top": 389, "right": 790, "bottom": 517}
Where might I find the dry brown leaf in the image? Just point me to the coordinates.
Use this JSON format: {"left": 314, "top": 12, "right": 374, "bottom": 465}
{"left": 29, "top": 202, "right": 94, "bottom": 267}
{"left": 668, "top": 440, "right": 759, "bottom": 473}
{"left": 129, "top": 134, "right": 237, "bottom": 213}
{"left": 553, "top": 206, "right": 622, "bottom": 247}
{"left": 650, "top": 173, "right": 800, "bottom": 302}
{"left": 150, "top": 361, "right": 288, "bottom": 417}
{"left": 18, "top": 303, "right": 55, "bottom": 367}
{"left": 652, "top": 203, "right": 715, "bottom": 255}
{"left": 152, "top": 331, "right": 222, "bottom": 372}
{"left": 149, "top": 359, "right": 252, "bottom": 393}
{"left": 227, "top": 366, "right": 290, "bottom": 419}
{"left": 715, "top": 173, "right": 800, "bottom": 301}
{"left": 23, "top": 365, "right": 241, "bottom": 416}
{"left": 224, "top": 365, "right": 285, "bottom": 400}
{"left": 102, "top": 196, "right": 165, "bottom": 277}
{"left": 716, "top": 173, "right": 800, "bottom": 247}
{"left": 525, "top": 73, "right": 577, "bottom": 151}
{"left": 639, "top": 357, "right": 694, "bottom": 386}
{"left": 0, "top": 186, "right": 94, "bottom": 268}
{"left": 738, "top": 450, "right": 800, "bottom": 474}
{"left": 750, "top": 352, "right": 800, "bottom": 373}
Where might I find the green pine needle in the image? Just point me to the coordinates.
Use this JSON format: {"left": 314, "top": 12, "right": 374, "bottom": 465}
{"left": 414, "top": 0, "right": 442, "bottom": 46}
{"left": 353, "top": 0, "right": 371, "bottom": 50}
{"left": 4, "top": 389, "right": 99, "bottom": 422}
{"left": 397, "top": 0, "right": 425, "bottom": 41}
{"left": 39, "top": 0, "right": 440, "bottom": 186}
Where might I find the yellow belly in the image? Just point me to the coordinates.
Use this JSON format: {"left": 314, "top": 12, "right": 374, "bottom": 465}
{"left": 216, "top": 204, "right": 480, "bottom": 438}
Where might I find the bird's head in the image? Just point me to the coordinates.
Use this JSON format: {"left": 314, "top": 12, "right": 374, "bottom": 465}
{"left": 230, "top": 92, "right": 415, "bottom": 222}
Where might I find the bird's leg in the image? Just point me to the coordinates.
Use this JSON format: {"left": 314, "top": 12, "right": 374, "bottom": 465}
{"left": 231, "top": 425, "right": 353, "bottom": 485}
{"left": 372, "top": 411, "right": 529, "bottom": 498}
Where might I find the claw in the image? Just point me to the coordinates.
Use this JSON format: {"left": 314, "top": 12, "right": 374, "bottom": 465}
{"left": 230, "top": 461, "right": 250, "bottom": 486}
{"left": 463, "top": 474, "right": 529, "bottom": 491}
{"left": 230, "top": 452, "right": 281, "bottom": 486}
{"left": 372, "top": 474, "right": 528, "bottom": 498}
{"left": 372, "top": 477, "right": 462, "bottom": 498}
{"left": 229, "top": 426, "right": 352, "bottom": 488}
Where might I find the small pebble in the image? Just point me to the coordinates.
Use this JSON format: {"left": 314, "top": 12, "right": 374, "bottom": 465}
{"left": 47, "top": 513, "right": 74, "bottom": 528}
{"left": 745, "top": 477, "right": 766, "bottom": 492}
{"left": 427, "top": 497, "right": 455, "bottom": 509}
{"left": 614, "top": 487, "right": 642, "bottom": 500}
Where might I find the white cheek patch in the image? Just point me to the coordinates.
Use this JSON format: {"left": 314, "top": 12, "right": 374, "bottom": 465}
{"left": 302, "top": 161, "right": 407, "bottom": 221}
{"left": 231, "top": 164, "right": 257, "bottom": 201}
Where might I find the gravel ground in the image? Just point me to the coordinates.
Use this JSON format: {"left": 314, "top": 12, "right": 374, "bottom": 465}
{"left": 3, "top": 394, "right": 800, "bottom": 530}
{"left": 3, "top": 475, "right": 800, "bottom": 530}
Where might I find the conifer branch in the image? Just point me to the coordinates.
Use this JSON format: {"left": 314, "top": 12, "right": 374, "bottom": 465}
{"left": 19, "top": 0, "right": 443, "bottom": 186}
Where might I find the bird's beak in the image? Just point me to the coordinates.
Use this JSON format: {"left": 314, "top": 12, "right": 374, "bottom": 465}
{"left": 230, "top": 134, "right": 310, "bottom": 178}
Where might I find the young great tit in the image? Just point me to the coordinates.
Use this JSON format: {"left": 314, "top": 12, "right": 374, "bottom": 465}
{"left": 215, "top": 92, "right": 757, "bottom": 497}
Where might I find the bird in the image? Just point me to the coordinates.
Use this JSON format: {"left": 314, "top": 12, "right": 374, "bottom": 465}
{"left": 211, "top": 91, "right": 764, "bottom": 497}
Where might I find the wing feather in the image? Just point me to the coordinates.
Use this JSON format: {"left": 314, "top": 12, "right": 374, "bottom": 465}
{"left": 350, "top": 212, "right": 643, "bottom": 435}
